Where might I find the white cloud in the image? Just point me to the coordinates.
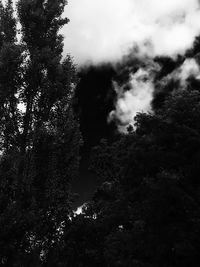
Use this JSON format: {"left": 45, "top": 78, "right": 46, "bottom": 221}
{"left": 63, "top": 0, "right": 200, "bottom": 65}
{"left": 109, "top": 58, "right": 200, "bottom": 132}
{"left": 109, "top": 61, "right": 160, "bottom": 132}
{"left": 159, "top": 58, "right": 200, "bottom": 89}
{"left": 61, "top": 0, "right": 200, "bottom": 132}
{"left": 178, "top": 58, "right": 200, "bottom": 84}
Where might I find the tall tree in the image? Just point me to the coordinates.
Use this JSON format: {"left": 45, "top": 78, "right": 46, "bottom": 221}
{"left": 0, "top": 0, "right": 81, "bottom": 265}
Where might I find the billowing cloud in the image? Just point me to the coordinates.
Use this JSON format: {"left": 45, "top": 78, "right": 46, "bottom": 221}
{"left": 109, "top": 61, "right": 160, "bottom": 132}
{"left": 158, "top": 58, "right": 200, "bottom": 89}
{"left": 176, "top": 58, "right": 200, "bottom": 85}
{"left": 62, "top": 0, "right": 200, "bottom": 133}
{"left": 110, "top": 58, "right": 200, "bottom": 132}
{"left": 63, "top": 0, "right": 200, "bottom": 65}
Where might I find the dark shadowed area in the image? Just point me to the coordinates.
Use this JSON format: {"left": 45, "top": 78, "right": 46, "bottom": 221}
{"left": 72, "top": 64, "right": 118, "bottom": 207}
{"left": 2, "top": 0, "right": 200, "bottom": 266}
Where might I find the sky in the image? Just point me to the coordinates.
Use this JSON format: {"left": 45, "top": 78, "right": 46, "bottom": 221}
{"left": 63, "top": 0, "right": 200, "bottom": 65}
{"left": 110, "top": 58, "right": 200, "bottom": 131}
{"left": 62, "top": 0, "right": 200, "bottom": 206}
{"left": 62, "top": 0, "right": 200, "bottom": 130}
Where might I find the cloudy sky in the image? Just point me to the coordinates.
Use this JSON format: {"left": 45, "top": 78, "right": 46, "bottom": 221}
{"left": 61, "top": 0, "right": 200, "bottom": 131}
{"left": 63, "top": 0, "right": 200, "bottom": 65}
{"left": 61, "top": 0, "right": 200, "bottom": 205}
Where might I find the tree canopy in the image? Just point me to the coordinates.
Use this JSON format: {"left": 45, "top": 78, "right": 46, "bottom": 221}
{"left": 1, "top": 1, "right": 200, "bottom": 266}
{"left": 0, "top": 0, "right": 81, "bottom": 265}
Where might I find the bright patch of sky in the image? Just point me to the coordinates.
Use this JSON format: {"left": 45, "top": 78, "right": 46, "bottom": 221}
{"left": 63, "top": 0, "right": 200, "bottom": 65}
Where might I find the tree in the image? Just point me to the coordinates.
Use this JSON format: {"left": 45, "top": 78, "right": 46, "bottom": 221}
{"left": 0, "top": 0, "right": 81, "bottom": 265}
{"left": 79, "top": 88, "right": 200, "bottom": 267}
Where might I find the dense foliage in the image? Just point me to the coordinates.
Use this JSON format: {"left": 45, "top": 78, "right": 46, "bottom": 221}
{"left": 64, "top": 87, "right": 200, "bottom": 267}
{"left": 65, "top": 50, "right": 200, "bottom": 266}
{"left": 1, "top": 1, "right": 200, "bottom": 267}
{"left": 0, "top": 0, "right": 81, "bottom": 265}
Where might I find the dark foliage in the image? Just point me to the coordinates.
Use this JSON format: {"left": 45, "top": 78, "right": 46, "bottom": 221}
{"left": 66, "top": 87, "right": 200, "bottom": 267}
{"left": 0, "top": 0, "right": 81, "bottom": 265}
{"left": 1, "top": 1, "right": 200, "bottom": 266}
{"left": 74, "top": 64, "right": 117, "bottom": 150}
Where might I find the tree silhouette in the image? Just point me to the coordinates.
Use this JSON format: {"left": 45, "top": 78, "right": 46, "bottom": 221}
{"left": 0, "top": 0, "right": 81, "bottom": 265}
